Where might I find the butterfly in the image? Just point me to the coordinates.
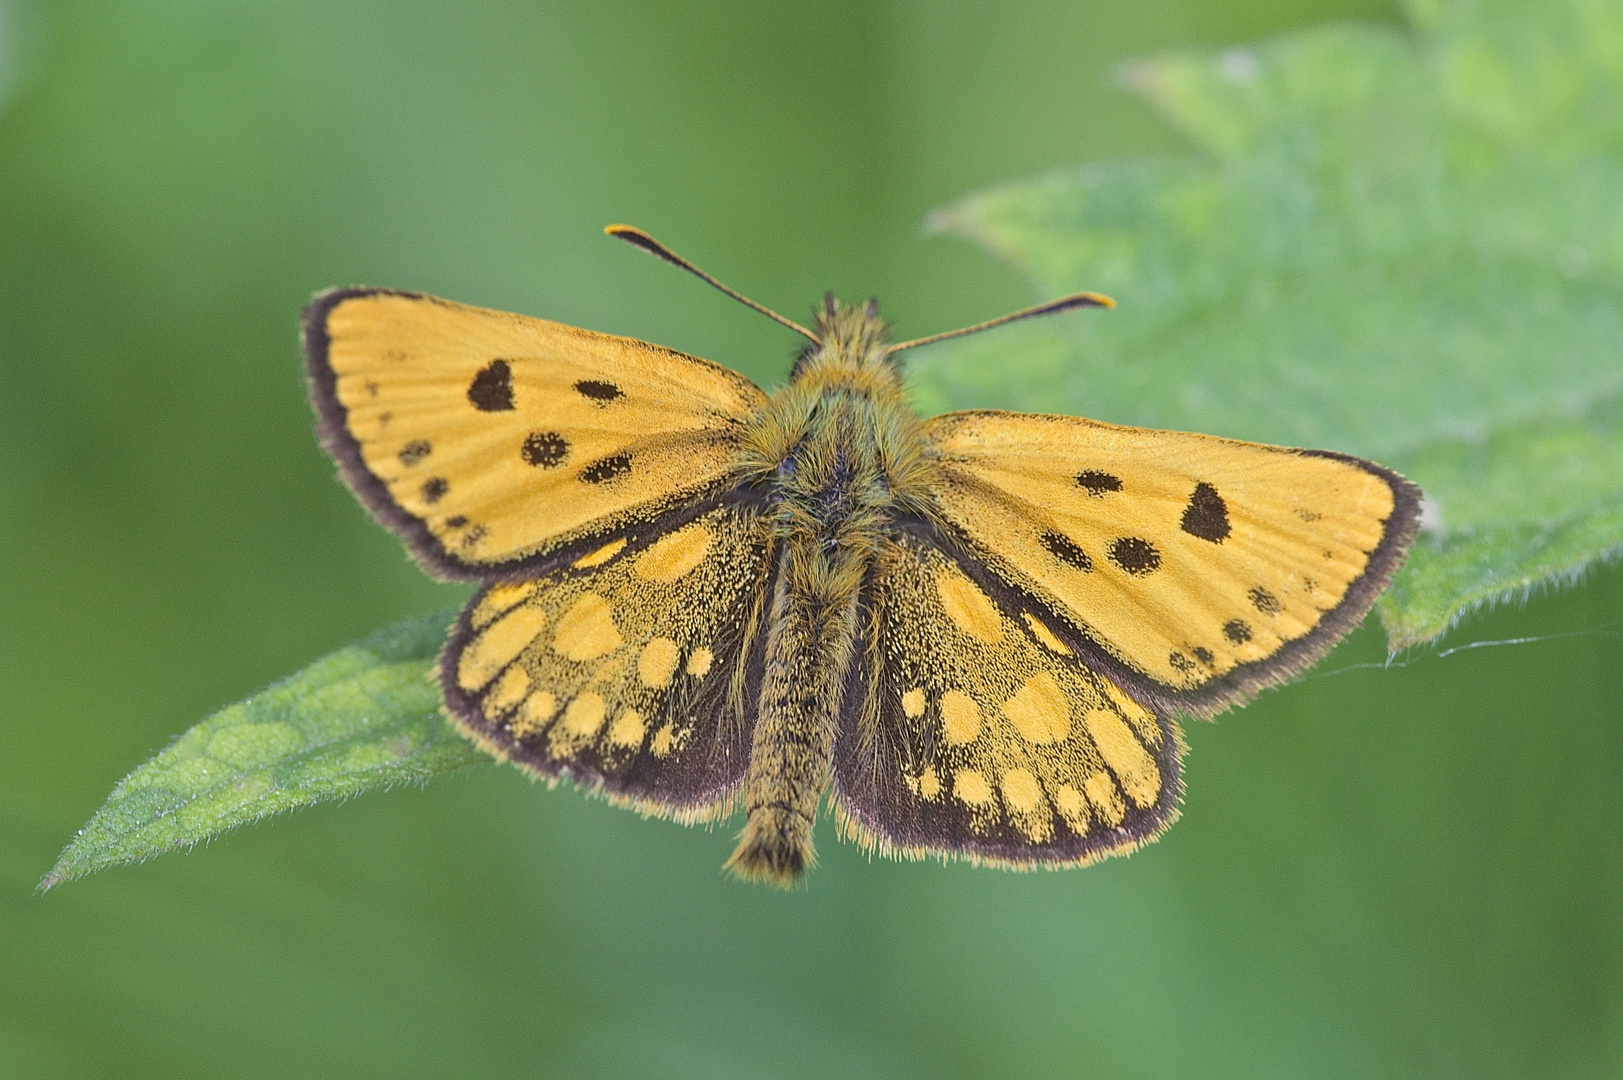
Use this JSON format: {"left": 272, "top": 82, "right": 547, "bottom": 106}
{"left": 302, "top": 225, "right": 1421, "bottom": 887}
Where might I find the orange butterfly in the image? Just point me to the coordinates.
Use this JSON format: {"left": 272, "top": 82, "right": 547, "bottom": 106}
{"left": 304, "top": 226, "right": 1419, "bottom": 885}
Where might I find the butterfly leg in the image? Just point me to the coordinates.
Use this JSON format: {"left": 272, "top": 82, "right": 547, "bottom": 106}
{"left": 726, "top": 539, "right": 861, "bottom": 886}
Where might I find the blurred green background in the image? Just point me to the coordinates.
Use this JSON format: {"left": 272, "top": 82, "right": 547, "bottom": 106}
{"left": 4, "top": 1, "right": 1622, "bottom": 1077}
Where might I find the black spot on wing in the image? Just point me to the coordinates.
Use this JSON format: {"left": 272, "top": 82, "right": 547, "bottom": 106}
{"left": 398, "top": 439, "right": 431, "bottom": 467}
{"left": 1076, "top": 470, "right": 1122, "bottom": 496}
{"left": 1248, "top": 586, "right": 1282, "bottom": 615}
{"left": 1107, "top": 537, "right": 1160, "bottom": 575}
{"left": 580, "top": 452, "right": 632, "bottom": 484}
{"left": 445, "top": 515, "right": 468, "bottom": 528}
{"left": 575, "top": 379, "right": 624, "bottom": 403}
{"left": 1223, "top": 619, "right": 1252, "bottom": 644}
{"left": 468, "top": 360, "right": 515, "bottom": 411}
{"left": 422, "top": 477, "right": 449, "bottom": 504}
{"left": 1191, "top": 646, "right": 1214, "bottom": 665}
{"left": 1169, "top": 651, "right": 1195, "bottom": 673}
{"left": 522, "top": 431, "right": 569, "bottom": 468}
{"left": 1180, "top": 482, "right": 1230, "bottom": 543}
{"left": 1040, "top": 531, "right": 1093, "bottom": 571}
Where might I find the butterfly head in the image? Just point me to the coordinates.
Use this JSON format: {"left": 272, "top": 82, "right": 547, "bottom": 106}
{"left": 789, "top": 294, "right": 895, "bottom": 381}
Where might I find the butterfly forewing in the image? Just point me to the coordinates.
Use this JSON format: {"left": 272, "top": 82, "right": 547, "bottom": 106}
{"left": 444, "top": 501, "right": 775, "bottom": 819}
{"left": 923, "top": 410, "right": 1421, "bottom": 712}
{"left": 833, "top": 532, "right": 1184, "bottom": 867}
{"left": 304, "top": 288, "right": 768, "bottom": 578}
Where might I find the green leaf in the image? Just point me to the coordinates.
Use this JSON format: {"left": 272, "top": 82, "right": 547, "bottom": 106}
{"left": 916, "top": 0, "right": 1623, "bottom": 649}
{"left": 41, "top": 609, "right": 484, "bottom": 888}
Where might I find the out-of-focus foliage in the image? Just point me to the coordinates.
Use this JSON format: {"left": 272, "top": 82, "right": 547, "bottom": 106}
{"left": 917, "top": 0, "right": 1623, "bottom": 648}
{"left": 44, "top": 611, "right": 472, "bottom": 888}
{"left": 6, "top": 1, "right": 1623, "bottom": 1078}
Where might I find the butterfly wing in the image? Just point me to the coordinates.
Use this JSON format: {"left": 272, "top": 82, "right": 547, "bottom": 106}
{"left": 833, "top": 531, "right": 1183, "bottom": 867}
{"left": 304, "top": 288, "right": 768, "bottom": 579}
{"left": 923, "top": 411, "right": 1421, "bottom": 716}
{"left": 444, "top": 501, "right": 775, "bottom": 818}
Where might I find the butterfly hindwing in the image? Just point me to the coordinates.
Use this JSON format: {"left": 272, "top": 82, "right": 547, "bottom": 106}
{"left": 923, "top": 410, "right": 1422, "bottom": 714}
{"left": 443, "top": 501, "right": 776, "bottom": 819}
{"left": 303, "top": 288, "right": 768, "bottom": 579}
{"left": 832, "top": 531, "right": 1184, "bottom": 867}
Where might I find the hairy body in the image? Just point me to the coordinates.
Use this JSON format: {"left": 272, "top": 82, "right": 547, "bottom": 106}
{"left": 727, "top": 299, "right": 936, "bottom": 883}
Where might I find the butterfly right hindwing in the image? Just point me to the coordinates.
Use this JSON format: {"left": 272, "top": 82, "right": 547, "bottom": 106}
{"left": 443, "top": 500, "right": 776, "bottom": 820}
{"left": 832, "top": 529, "right": 1185, "bottom": 868}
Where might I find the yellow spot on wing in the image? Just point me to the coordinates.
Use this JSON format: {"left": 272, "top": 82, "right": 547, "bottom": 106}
{"left": 1085, "top": 709, "right": 1160, "bottom": 808}
{"left": 552, "top": 593, "right": 623, "bottom": 661}
{"left": 638, "top": 637, "right": 680, "bottom": 688}
{"left": 510, "top": 691, "right": 556, "bottom": 737}
{"left": 934, "top": 565, "right": 1002, "bottom": 643}
{"left": 686, "top": 647, "right": 713, "bottom": 677}
{"left": 901, "top": 688, "right": 926, "bottom": 718}
{"left": 559, "top": 692, "right": 606, "bottom": 738}
{"left": 1000, "top": 673, "right": 1070, "bottom": 744}
{"left": 1101, "top": 680, "right": 1160, "bottom": 748}
{"left": 954, "top": 768, "right": 994, "bottom": 806}
{"left": 459, "top": 605, "right": 547, "bottom": 691}
{"left": 999, "top": 768, "right": 1043, "bottom": 814}
{"left": 607, "top": 709, "right": 646, "bottom": 749}
{"left": 940, "top": 689, "right": 981, "bottom": 745}
{"left": 473, "top": 581, "right": 537, "bottom": 628}
{"left": 485, "top": 665, "right": 531, "bottom": 717}
{"left": 1001, "top": 768, "right": 1052, "bottom": 842}
{"left": 1053, "top": 784, "right": 1088, "bottom": 834}
{"left": 635, "top": 523, "right": 712, "bottom": 582}
{"left": 918, "top": 766, "right": 940, "bottom": 800}
{"left": 1021, "top": 612, "right": 1072, "bottom": 655}
{"left": 573, "top": 538, "right": 626, "bottom": 568}
{"left": 1084, "top": 772, "right": 1125, "bottom": 826}
{"left": 651, "top": 722, "right": 689, "bottom": 758}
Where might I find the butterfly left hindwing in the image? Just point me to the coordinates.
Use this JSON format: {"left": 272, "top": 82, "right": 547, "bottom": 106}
{"left": 833, "top": 530, "right": 1184, "bottom": 868}
{"left": 444, "top": 501, "right": 776, "bottom": 819}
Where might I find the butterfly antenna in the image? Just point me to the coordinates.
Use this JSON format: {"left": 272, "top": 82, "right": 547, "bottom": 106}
{"left": 888, "top": 291, "right": 1115, "bottom": 353}
{"left": 606, "top": 225, "right": 820, "bottom": 343}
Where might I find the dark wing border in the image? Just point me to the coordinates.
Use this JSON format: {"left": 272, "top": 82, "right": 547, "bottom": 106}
{"left": 304, "top": 287, "right": 482, "bottom": 580}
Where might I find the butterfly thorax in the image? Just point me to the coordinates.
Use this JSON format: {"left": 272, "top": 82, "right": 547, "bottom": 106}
{"left": 737, "top": 300, "right": 939, "bottom": 573}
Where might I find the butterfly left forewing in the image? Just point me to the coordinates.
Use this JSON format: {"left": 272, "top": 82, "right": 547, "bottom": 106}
{"left": 445, "top": 501, "right": 775, "bottom": 819}
{"left": 923, "top": 410, "right": 1421, "bottom": 714}
{"left": 304, "top": 288, "right": 767, "bottom": 579}
{"left": 833, "top": 531, "right": 1183, "bottom": 867}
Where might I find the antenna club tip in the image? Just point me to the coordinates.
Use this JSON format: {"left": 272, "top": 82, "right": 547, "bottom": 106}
{"left": 1079, "top": 292, "right": 1115, "bottom": 309}
{"left": 605, "top": 224, "right": 661, "bottom": 250}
